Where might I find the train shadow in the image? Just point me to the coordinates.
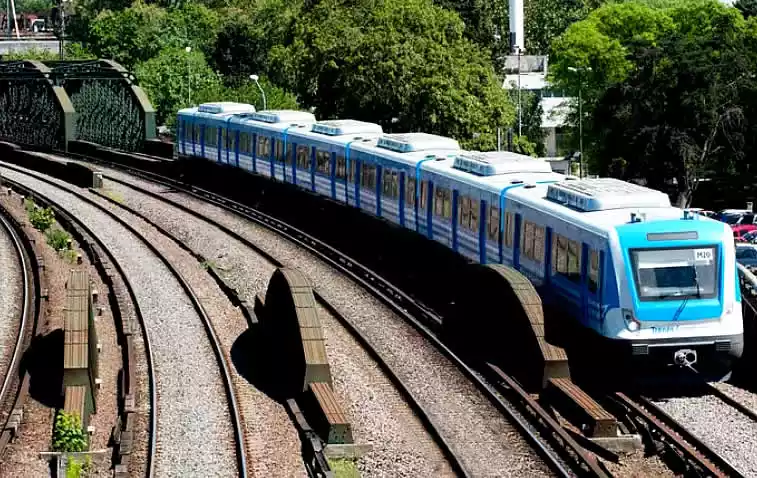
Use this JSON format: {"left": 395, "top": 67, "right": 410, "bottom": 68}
{"left": 230, "top": 326, "right": 301, "bottom": 403}
{"left": 19, "top": 328, "right": 64, "bottom": 408}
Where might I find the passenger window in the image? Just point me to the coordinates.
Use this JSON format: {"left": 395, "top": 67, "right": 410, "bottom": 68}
{"left": 553, "top": 234, "right": 569, "bottom": 275}
{"left": 420, "top": 181, "right": 428, "bottom": 209}
{"left": 488, "top": 205, "right": 499, "bottom": 240}
{"left": 206, "top": 127, "right": 217, "bottom": 147}
{"left": 316, "top": 150, "right": 331, "bottom": 174}
{"left": 567, "top": 239, "right": 581, "bottom": 281}
{"left": 193, "top": 124, "right": 200, "bottom": 142}
{"left": 459, "top": 196, "right": 470, "bottom": 228}
{"left": 336, "top": 155, "right": 347, "bottom": 179}
{"left": 274, "top": 140, "right": 286, "bottom": 162}
{"left": 434, "top": 187, "right": 450, "bottom": 218}
{"left": 533, "top": 224, "right": 544, "bottom": 261}
{"left": 589, "top": 249, "right": 600, "bottom": 293}
{"left": 296, "top": 145, "right": 310, "bottom": 170}
{"left": 521, "top": 221, "right": 534, "bottom": 259}
{"left": 406, "top": 178, "right": 416, "bottom": 207}
{"left": 257, "top": 136, "right": 270, "bottom": 157}
{"left": 504, "top": 212, "right": 514, "bottom": 248}
{"left": 349, "top": 160, "right": 357, "bottom": 182}
{"left": 382, "top": 170, "right": 398, "bottom": 199}
{"left": 221, "top": 129, "right": 227, "bottom": 149}
{"left": 361, "top": 163, "right": 376, "bottom": 190}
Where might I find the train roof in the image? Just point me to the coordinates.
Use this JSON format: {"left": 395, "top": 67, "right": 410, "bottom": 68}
{"left": 178, "top": 102, "right": 257, "bottom": 119}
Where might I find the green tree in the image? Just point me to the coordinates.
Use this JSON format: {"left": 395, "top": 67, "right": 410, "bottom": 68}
{"left": 134, "top": 47, "right": 221, "bottom": 126}
{"left": 735, "top": 0, "right": 757, "bottom": 19}
{"left": 1, "top": 43, "right": 94, "bottom": 61}
{"left": 524, "top": 0, "right": 591, "bottom": 54}
{"left": 86, "top": 1, "right": 219, "bottom": 69}
{"left": 15, "top": 0, "right": 52, "bottom": 13}
{"left": 590, "top": 25, "right": 755, "bottom": 206}
{"left": 267, "top": 0, "right": 514, "bottom": 149}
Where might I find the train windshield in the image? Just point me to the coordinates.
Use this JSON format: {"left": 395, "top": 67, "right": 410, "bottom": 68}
{"left": 630, "top": 247, "right": 718, "bottom": 301}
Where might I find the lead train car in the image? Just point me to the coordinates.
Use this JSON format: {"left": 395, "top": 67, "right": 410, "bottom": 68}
{"left": 177, "top": 103, "right": 744, "bottom": 379}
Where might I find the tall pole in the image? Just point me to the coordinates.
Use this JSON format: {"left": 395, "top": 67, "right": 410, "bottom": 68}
{"left": 6, "top": 0, "right": 10, "bottom": 38}
{"left": 517, "top": 48, "right": 522, "bottom": 138}
{"left": 185, "top": 46, "right": 192, "bottom": 106}
{"left": 578, "top": 79, "right": 583, "bottom": 178}
{"left": 59, "top": 5, "right": 65, "bottom": 59}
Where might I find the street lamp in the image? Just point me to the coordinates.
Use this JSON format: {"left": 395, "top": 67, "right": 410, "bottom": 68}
{"left": 185, "top": 46, "right": 192, "bottom": 106}
{"left": 249, "top": 74, "right": 266, "bottom": 110}
{"left": 568, "top": 66, "right": 591, "bottom": 178}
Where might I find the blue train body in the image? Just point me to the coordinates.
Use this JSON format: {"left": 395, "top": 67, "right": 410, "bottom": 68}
{"left": 177, "top": 103, "right": 744, "bottom": 377}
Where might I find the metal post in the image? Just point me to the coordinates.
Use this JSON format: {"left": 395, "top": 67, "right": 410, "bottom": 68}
{"left": 578, "top": 80, "right": 583, "bottom": 179}
{"left": 59, "top": 6, "right": 65, "bottom": 60}
{"left": 185, "top": 46, "right": 192, "bottom": 106}
{"left": 6, "top": 0, "right": 10, "bottom": 38}
{"left": 497, "top": 128, "right": 502, "bottom": 151}
{"left": 517, "top": 48, "right": 522, "bottom": 138}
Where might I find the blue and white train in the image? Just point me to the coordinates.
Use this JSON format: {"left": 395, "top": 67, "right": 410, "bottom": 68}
{"left": 177, "top": 102, "right": 743, "bottom": 378}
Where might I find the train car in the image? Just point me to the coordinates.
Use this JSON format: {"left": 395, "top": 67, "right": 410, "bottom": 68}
{"left": 177, "top": 103, "right": 743, "bottom": 380}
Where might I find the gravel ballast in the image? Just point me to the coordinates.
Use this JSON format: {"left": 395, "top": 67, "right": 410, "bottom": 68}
{"left": 654, "top": 394, "right": 757, "bottom": 476}
{"left": 97, "top": 168, "right": 553, "bottom": 477}
{"left": 0, "top": 167, "right": 238, "bottom": 478}
{"left": 0, "top": 214, "right": 22, "bottom": 400}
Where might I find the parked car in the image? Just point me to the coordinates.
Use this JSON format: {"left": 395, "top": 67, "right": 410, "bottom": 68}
{"left": 736, "top": 243, "right": 757, "bottom": 268}
{"left": 689, "top": 208, "right": 716, "bottom": 218}
{"left": 733, "top": 224, "right": 757, "bottom": 241}
{"left": 718, "top": 209, "right": 754, "bottom": 225}
{"left": 739, "top": 230, "right": 757, "bottom": 244}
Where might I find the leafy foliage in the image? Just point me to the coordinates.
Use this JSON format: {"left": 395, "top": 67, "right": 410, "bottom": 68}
{"left": 261, "top": 0, "right": 514, "bottom": 149}
{"left": 46, "top": 228, "right": 71, "bottom": 252}
{"left": 589, "top": 8, "right": 757, "bottom": 206}
{"left": 52, "top": 411, "right": 87, "bottom": 453}
{"left": 736, "top": 0, "right": 757, "bottom": 19}
{"left": 15, "top": 0, "right": 53, "bottom": 14}
{"left": 25, "top": 200, "right": 55, "bottom": 231}
{"left": 65, "top": 457, "right": 83, "bottom": 478}
{"left": 86, "top": 1, "right": 219, "bottom": 69}
{"left": 2, "top": 43, "right": 95, "bottom": 62}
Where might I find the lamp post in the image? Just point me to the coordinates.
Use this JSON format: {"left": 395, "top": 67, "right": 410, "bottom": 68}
{"left": 568, "top": 66, "right": 591, "bottom": 178}
{"left": 185, "top": 46, "right": 192, "bottom": 106}
{"left": 250, "top": 74, "right": 266, "bottom": 110}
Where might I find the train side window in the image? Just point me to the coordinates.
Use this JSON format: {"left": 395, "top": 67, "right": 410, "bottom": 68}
{"left": 420, "top": 181, "right": 428, "bottom": 209}
{"left": 553, "top": 234, "right": 569, "bottom": 275}
{"left": 406, "top": 178, "right": 416, "bottom": 207}
{"left": 316, "top": 150, "right": 331, "bottom": 174}
{"left": 567, "top": 239, "right": 582, "bottom": 282}
{"left": 588, "top": 249, "right": 600, "bottom": 293}
{"left": 487, "top": 205, "right": 499, "bottom": 240}
{"left": 221, "top": 129, "right": 227, "bottom": 149}
{"left": 274, "top": 140, "right": 286, "bottom": 162}
{"left": 193, "top": 124, "right": 201, "bottom": 142}
{"left": 296, "top": 145, "right": 310, "bottom": 169}
{"left": 533, "top": 225, "right": 545, "bottom": 262}
{"left": 336, "top": 155, "right": 347, "bottom": 179}
{"left": 257, "top": 136, "right": 270, "bottom": 157}
{"left": 361, "top": 163, "right": 376, "bottom": 190}
{"left": 434, "top": 187, "right": 451, "bottom": 218}
{"left": 504, "top": 212, "right": 514, "bottom": 247}
{"left": 459, "top": 196, "right": 470, "bottom": 228}
{"left": 349, "top": 160, "right": 357, "bottom": 183}
{"left": 382, "top": 170, "right": 399, "bottom": 198}
{"left": 521, "top": 221, "right": 535, "bottom": 258}
{"left": 206, "top": 126, "right": 217, "bottom": 147}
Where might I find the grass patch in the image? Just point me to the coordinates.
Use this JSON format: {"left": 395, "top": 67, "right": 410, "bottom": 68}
{"left": 327, "top": 458, "right": 360, "bottom": 478}
{"left": 200, "top": 260, "right": 217, "bottom": 270}
{"left": 46, "top": 228, "right": 71, "bottom": 252}
{"left": 61, "top": 249, "right": 78, "bottom": 264}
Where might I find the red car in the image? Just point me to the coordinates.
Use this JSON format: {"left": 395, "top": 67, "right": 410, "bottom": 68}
{"left": 733, "top": 224, "right": 757, "bottom": 241}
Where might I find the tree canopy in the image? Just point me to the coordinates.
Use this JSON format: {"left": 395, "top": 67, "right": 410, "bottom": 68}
{"left": 563, "top": 0, "right": 757, "bottom": 205}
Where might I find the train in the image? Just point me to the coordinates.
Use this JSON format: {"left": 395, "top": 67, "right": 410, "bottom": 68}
{"left": 176, "top": 102, "right": 744, "bottom": 381}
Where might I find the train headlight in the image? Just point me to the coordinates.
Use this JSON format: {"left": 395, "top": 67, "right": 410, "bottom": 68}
{"left": 623, "top": 308, "right": 641, "bottom": 332}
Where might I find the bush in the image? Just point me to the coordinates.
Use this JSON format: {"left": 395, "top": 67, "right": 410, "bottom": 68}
{"left": 66, "top": 457, "right": 83, "bottom": 478}
{"left": 52, "top": 411, "right": 87, "bottom": 453}
{"left": 46, "top": 228, "right": 71, "bottom": 252}
{"left": 26, "top": 200, "right": 55, "bottom": 232}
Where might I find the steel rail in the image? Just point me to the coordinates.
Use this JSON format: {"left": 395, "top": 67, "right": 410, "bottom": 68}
{"left": 67, "top": 153, "right": 610, "bottom": 477}
{"left": 0, "top": 166, "right": 248, "bottom": 478}
{"left": 615, "top": 392, "right": 743, "bottom": 478}
{"left": 0, "top": 210, "right": 31, "bottom": 409}
{"left": 704, "top": 383, "right": 757, "bottom": 425}
{"left": 0, "top": 174, "right": 159, "bottom": 478}
{"left": 86, "top": 174, "right": 473, "bottom": 477}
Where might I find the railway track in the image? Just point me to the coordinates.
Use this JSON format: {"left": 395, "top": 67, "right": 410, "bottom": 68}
{"left": 0, "top": 165, "right": 247, "bottom": 478}
{"left": 614, "top": 393, "right": 744, "bottom": 478}
{"left": 0, "top": 202, "right": 36, "bottom": 455}
{"left": 63, "top": 153, "right": 613, "bottom": 477}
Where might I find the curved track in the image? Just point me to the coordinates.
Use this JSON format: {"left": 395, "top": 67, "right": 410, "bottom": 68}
{"left": 0, "top": 206, "right": 35, "bottom": 454}
{"left": 0, "top": 164, "right": 247, "bottom": 478}
{"left": 68, "top": 153, "right": 611, "bottom": 477}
